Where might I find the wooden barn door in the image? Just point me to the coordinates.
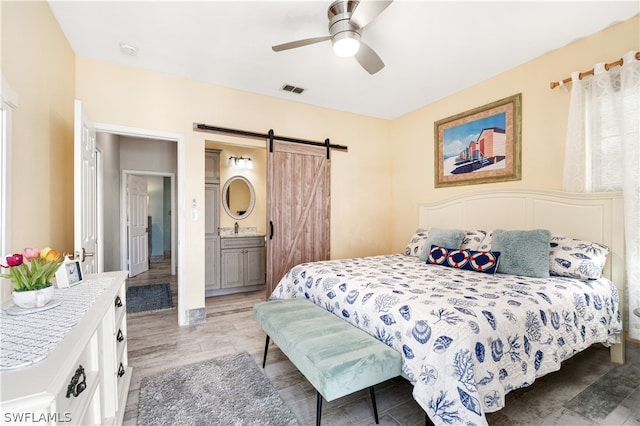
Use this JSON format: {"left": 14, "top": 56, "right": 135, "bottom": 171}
{"left": 266, "top": 141, "right": 330, "bottom": 296}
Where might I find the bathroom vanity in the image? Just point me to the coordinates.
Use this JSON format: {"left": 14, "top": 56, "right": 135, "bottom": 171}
{"left": 220, "top": 235, "right": 265, "bottom": 290}
{"left": 204, "top": 148, "right": 265, "bottom": 296}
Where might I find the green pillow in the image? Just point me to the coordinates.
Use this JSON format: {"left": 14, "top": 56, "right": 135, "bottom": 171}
{"left": 418, "top": 228, "right": 465, "bottom": 261}
{"left": 491, "top": 229, "right": 551, "bottom": 278}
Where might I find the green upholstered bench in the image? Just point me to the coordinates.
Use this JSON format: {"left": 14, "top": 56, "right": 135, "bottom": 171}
{"left": 253, "top": 298, "right": 402, "bottom": 425}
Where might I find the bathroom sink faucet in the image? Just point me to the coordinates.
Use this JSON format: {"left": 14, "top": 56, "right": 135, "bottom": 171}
{"left": 234, "top": 222, "right": 239, "bottom": 234}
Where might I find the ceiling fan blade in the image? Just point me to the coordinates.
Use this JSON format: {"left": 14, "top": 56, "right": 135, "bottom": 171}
{"left": 272, "top": 36, "right": 331, "bottom": 52}
{"left": 354, "top": 40, "right": 384, "bottom": 75}
{"left": 349, "top": 0, "right": 393, "bottom": 29}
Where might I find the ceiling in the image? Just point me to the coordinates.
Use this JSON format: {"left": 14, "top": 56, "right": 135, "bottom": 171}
{"left": 48, "top": 1, "right": 639, "bottom": 120}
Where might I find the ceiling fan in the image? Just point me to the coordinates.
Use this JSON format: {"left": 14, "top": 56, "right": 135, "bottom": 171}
{"left": 272, "top": 0, "right": 393, "bottom": 75}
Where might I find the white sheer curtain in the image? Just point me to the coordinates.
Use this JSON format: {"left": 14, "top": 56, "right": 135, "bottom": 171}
{"left": 563, "top": 50, "right": 640, "bottom": 340}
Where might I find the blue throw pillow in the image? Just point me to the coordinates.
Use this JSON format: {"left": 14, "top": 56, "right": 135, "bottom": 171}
{"left": 418, "top": 228, "right": 465, "bottom": 261}
{"left": 426, "top": 245, "right": 501, "bottom": 274}
{"left": 491, "top": 229, "right": 551, "bottom": 278}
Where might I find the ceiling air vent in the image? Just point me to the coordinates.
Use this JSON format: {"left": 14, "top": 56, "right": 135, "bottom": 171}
{"left": 281, "top": 84, "right": 305, "bottom": 95}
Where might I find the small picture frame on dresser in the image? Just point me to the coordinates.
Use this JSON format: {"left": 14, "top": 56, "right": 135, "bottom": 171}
{"left": 55, "top": 256, "right": 84, "bottom": 288}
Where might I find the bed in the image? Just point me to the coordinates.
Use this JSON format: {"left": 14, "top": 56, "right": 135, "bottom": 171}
{"left": 269, "top": 189, "right": 625, "bottom": 426}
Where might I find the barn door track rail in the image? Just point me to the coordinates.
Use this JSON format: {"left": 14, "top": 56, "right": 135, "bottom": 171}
{"left": 193, "top": 123, "right": 348, "bottom": 159}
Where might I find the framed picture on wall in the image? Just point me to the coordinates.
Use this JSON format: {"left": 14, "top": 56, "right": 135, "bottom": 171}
{"left": 434, "top": 93, "right": 522, "bottom": 187}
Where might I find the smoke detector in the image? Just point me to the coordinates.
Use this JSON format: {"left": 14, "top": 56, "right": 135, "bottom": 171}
{"left": 119, "top": 43, "right": 138, "bottom": 56}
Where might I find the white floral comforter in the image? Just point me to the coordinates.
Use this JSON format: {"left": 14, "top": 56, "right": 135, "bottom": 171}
{"left": 269, "top": 254, "right": 622, "bottom": 426}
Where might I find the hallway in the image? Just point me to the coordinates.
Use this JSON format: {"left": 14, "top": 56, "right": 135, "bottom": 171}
{"left": 125, "top": 258, "right": 177, "bottom": 308}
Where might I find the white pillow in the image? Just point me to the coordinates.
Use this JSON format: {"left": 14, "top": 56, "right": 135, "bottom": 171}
{"left": 460, "top": 230, "right": 487, "bottom": 251}
{"left": 549, "top": 235, "right": 609, "bottom": 280}
{"left": 404, "top": 228, "right": 429, "bottom": 257}
{"left": 478, "top": 230, "right": 494, "bottom": 251}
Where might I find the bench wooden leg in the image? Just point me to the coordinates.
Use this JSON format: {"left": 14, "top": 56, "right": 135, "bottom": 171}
{"left": 316, "top": 391, "right": 323, "bottom": 426}
{"left": 262, "top": 335, "right": 270, "bottom": 368}
{"left": 369, "top": 386, "right": 379, "bottom": 424}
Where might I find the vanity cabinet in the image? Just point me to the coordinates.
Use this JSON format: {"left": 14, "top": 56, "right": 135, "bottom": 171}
{"left": 205, "top": 235, "right": 221, "bottom": 291}
{"left": 205, "top": 183, "right": 221, "bottom": 292}
{"left": 205, "top": 148, "right": 222, "bottom": 294}
{"left": 205, "top": 148, "right": 221, "bottom": 184}
{"left": 221, "top": 236, "right": 265, "bottom": 291}
{"left": 0, "top": 271, "right": 131, "bottom": 425}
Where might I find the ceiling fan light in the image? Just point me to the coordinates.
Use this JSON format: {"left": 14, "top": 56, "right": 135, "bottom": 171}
{"left": 333, "top": 36, "right": 360, "bottom": 58}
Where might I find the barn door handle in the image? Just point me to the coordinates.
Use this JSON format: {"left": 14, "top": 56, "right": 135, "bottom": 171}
{"left": 269, "top": 221, "right": 274, "bottom": 240}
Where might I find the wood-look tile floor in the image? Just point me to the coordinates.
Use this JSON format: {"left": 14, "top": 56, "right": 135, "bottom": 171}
{"left": 123, "top": 261, "right": 640, "bottom": 425}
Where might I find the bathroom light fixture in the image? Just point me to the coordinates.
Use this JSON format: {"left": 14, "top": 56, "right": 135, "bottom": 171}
{"left": 228, "top": 156, "right": 253, "bottom": 169}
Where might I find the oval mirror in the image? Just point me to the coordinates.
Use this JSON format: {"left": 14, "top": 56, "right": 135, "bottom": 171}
{"left": 222, "top": 175, "right": 255, "bottom": 220}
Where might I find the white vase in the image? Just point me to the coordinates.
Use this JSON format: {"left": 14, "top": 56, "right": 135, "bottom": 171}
{"left": 13, "top": 285, "right": 55, "bottom": 308}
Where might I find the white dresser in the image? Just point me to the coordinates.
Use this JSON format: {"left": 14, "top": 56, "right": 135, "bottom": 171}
{"left": 0, "top": 271, "right": 131, "bottom": 425}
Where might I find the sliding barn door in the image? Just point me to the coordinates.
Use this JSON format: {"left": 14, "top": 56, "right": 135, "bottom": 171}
{"left": 266, "top": 141, "right": 330, "bottom": 296}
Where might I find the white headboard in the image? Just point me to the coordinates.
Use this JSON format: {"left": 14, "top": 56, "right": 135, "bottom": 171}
{"left": 419, "top": 188, "right": 625, "bottom": 362}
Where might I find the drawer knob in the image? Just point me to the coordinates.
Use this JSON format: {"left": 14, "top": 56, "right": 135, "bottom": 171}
{"left": 66, "top": 365, "right": 87, "bottom": 398}
{"left": 117, "top": 329, "right": 124, "bottom": 342}
{"left": 118, "top": 363, "right": 126, "bottom": 378}
{"left": 115, "top": 295, "right": 123, "bottom": 308}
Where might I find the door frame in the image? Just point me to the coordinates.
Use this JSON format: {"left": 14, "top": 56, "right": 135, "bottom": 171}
{"left": 121, "top": 170, "right": 176, "bottom": 276}
{"left": 96, "top": 148, "right": 104, "bottom": 273}
{"left": 94, "top": 122, "right": 186, "bottom": 325}
{"left": 0, "top": 74, "right": 18, "bottom": 260}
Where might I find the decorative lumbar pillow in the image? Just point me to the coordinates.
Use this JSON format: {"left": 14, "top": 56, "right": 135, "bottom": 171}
{"left": 491, "top": 229, "right": 552, "bottom": 278}
{"left": 405, "top": 228, "right": 429, "bottom": 257}
{"left": 418, "top": 228, "right": 465, "bottom": 261}
{"left": 427, "top": 245, "right": 501, "bottom": 274}
{"left": 460, "top": 230, "right": 487, "bottom": 251}
{"left": 549, "top": 234, "right": 609, "bottom": 279}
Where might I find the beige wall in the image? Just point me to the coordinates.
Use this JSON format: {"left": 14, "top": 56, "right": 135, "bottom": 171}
{"left": 389, "top": 15, "right": 639, "bottom": 253}
{"left": 75, "top": 57, "right": 392, "bottom": 314}
{"left": 1, "top": 1, "right": 75, "bottom": 299}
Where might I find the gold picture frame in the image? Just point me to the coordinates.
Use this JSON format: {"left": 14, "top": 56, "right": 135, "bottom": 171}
{"left": 434, "top": 93, "right": 522, "bottom": 187}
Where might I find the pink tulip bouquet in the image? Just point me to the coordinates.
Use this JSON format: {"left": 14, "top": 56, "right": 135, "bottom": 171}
{"left": 0, "top": 247, "right": 64, "bottom": 292}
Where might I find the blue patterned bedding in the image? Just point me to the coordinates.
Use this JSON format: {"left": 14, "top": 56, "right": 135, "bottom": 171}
{"left": 269, "top": 254, "right": 622, "bottom": 426}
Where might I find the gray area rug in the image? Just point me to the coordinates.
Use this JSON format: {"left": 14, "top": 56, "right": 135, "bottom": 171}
{"left": 564, "top": 345, "right": 640, "bottom": 422}
{"left": 137, "top": 352, "right": 299, "bottom": 426}
{"left": 127, "top": 283, "right": 172, "bottom": 314}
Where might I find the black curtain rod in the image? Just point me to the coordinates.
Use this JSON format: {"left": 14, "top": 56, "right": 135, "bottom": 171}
{"left": 193, "top": 123, "right": 348, "bottom": 152}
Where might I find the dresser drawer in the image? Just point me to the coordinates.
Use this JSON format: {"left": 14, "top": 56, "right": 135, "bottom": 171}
{"left": 55, "top": 331, "right": 101, "bottom": 424}
{"left": 115, "top": 327, "right": 127, "bottom": 361}
{"left": 113, "top": 284, "right": 126, "bottom": 329}
{"left": 220, "top": 236, "right": 264, "bottom": 249}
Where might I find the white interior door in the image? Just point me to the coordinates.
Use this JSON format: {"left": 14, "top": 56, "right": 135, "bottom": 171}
{"left": 74, "top": 100, "right": 99, "bottom": 274}
{"left": 127, "top": 174, "right": 149, "bottom": 277}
